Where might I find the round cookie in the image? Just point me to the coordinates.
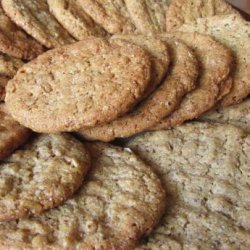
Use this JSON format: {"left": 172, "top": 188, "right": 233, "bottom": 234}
{"left": 178, "top": 14, "right": 250, "bottom": 106}
{"left": 0, "top": 142, "right": 166, "bottom": 249}
{"left": 0, "top": 104, "right": 30, "bottom": 160}
{"left": 152, "top": 32, "right": 233, "bottom": 130}
{"left": 80, "top": 0, "right": 137, "bottom": 34}
{"left": 0, "top": 133, "right": 90, "bottom": 221}
{"left": 127, "top": 122, "right": 250, "bottom": 249}
{"left": 200, "top": 98, "right": 250, "bottom": 132}
{"left": 166, "top": 0, "right": 240, "bottom": 32}
{"left": 0, "top": 6, "right": 44, "bottom": 60}
{"left": 5, "top": 37, "right": 152, "bottom": 133}
{"left": 0, "top": 53, "right": 24, "bottom": 78}
{"left": 2, "top": 0, "right": 75, "bottom": 48}
{"left": 79, "top": 35, "right": 198, "bottom": 141}
{"left": 125, "top": 0, "right": 170, "bottom": 34}
{"left": 47, "top": 0, "right": 107, "bottom": 40}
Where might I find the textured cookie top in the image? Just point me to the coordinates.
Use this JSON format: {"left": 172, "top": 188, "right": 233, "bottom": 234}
{"left": 200, "top": 98, "right": 250, "bottom": 132}
{"left": 80, "top": 0, "right": 137, "bottom": 34}
{"left": 178, "top": 14, "right": 250, "bottom": 106}
{"left": 127, "top": 122, "right": 250, "bottom": 249}
{"left": 0, "top": 6, "right": 44, "bottom": 60}
{"left": 152, "top": 32, "right": 233, "bottom": 130}
{"left": 47, "top": 0, "right": 107, "bottom": 40}
{"left": 0, "top": 104, "right": 30, "bottom": 160}
{"left": 5, "top": 38, "right": 151, "bottom": 133}
{"left": 125, "top": 0, "right": 170, "bottom": 34}
{"left": 79, "top": 35, "right": 198, "bottom": 141}
{"left": 0, "top": 53, "right": 23, "bottom": 78}
{"left": 166, "top": 0, "right": 239, "bottom": 31}
{"left": 2, "top": 0, "right": 75, "bottom": 48}
{"left": 0, "top": 143, "right": 166, "bottom": 249}
{"left": 0, "top": 133, "right": 90, "bottom": 221}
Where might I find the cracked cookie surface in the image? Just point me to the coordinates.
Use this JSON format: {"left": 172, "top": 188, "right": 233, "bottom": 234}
{"left": 127, "top": 122, "right": 250, "bottom": 249}
{"left": 0, "top": 133, "right": 90, "bottom": 221}
{"left": 5, "top": 37, "right": 151, "bottom": 132}
{"left": 0, "top": 142, "right": 166, "bottom": 249}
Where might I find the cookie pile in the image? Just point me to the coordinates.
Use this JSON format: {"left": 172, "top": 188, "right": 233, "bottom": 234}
{"left": 0, "top": 0, "right": 249, "bottom": 249}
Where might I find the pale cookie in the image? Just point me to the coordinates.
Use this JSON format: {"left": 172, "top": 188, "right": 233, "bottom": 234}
{"left": 80, "top": 0, "right": 137, "bottom": 34}
{"left": 152, "top": 32, "right": 233, "bottom": 130}
{"left": 0, "top": 53, "right": 23, "bottom": 78}
{"left": 47, "top": 0, "right": 107, "bottom": 40}
{"left": 125, "top": 0, "right": 170, "bottom": 34}
{"left": 0, "top": 104, "right": 30, "bottom": 160}
{"left": 0, "top": 133, "right": 90, "bottom": 221}
{"left": 127, "top": 122, "right": 250, "bottom": 249}
{"left": 178, "top": 14, "right": 250, "bottom": 106}
{"left": 2, "top": 0, "right": 75, "bottom": 48}
{"left": 0, "top": 76, "right": 8, "bottom": 101}
{"left": 0, "top": 142, "right": 166, "bottom": 249}
{"left": 0, "top": 6, "right": 44, "bottom": 60}
{"left": 166, "top": 0, "right": 240, "bottom": 32}
{"left": 200, "top": 98, "right": 250, "bottom": 132}
{"left": 5, "top": 38, "right": 152, "bottom": 132}
{"left": 79, "top": 35, "right": 198, "bottom": 141}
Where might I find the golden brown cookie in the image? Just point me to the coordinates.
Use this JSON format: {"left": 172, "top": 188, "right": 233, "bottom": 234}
{"left": 0, "top": 133, "right": 90, "bottom": 221}
{"left": 200, "top": 98, "right": 250, "bottom": 132}
{"left": 47, "top": 0, "right": 107, "bottom": 40}
{"left": 80, "top": 0, "right": 137, "bottom": 34}
{"left": 127, "top": 122, "right": 250, "bottom": 249}
{"left": 125, "top": 0, "right": 170, "bottom": 34}
{"left": 152, "top": 32, "right": 233, "bottom": 130}
{"left": 0, "top": 6, "right": 44, "bottom": 60}
{"left": 78, "top": 35, "right": 198, "bottom": 141}
{"left": 2, "top": 0, "right": 75, "bottom": 48}
{"left": 0, "top": 142, "right": 166, "bottom": 249}
{"left": 0, "top": 104, "right": 30, "bottom": 160}
{"left": 166, "top": 0, "right": 240, "bottom": 32}
{"left": 5, "top": 38, "right": 152, "bottom": 132}
{"left": 178, "top": 14, "right": 250, "bottom": 106}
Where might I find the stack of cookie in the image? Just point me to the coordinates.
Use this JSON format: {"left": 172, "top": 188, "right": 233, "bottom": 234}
{"left": 0, "top": 0, "right": 249, "bottom": 249}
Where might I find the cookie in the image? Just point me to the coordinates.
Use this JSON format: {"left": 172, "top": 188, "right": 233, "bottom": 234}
{"left": 5, "top": 38, "right": 152, "bottom": 133}
{"left": 217, "top": 77, "right": 233, "bottom": 101}
{"left": 2, "top": 0, "right": 75, "bottom": 48}
{"left": 0, "top": 6, "right": 44, "bottom": 60}
{"left": 178, "top": 14, "right": 250, "bottom": 106}
{"left": 47, "top": 0, "right": 107, "bottom": 40}
{"left": 0, "top": 142, "right": 166, "bottom": 249}
{"left": 200, "top": 98, "right": 250, "bottom": 132}
{"left": 152, "top": 32, "right": 233, "bottom": 130}
{"left": 125, "top": 0, "right": 170, "bottom": 34}
{"left": 0, "top": 53, "right": 23, "bottom": 78}
{"left": 79, "top": 35, "right": 198, "bottom": 141}
{"left": 113, "top": 35, "right": 170, "bottom": 98}
{"left": 0, "top": 133, "right": 90, "bottom": 221}
{"left": 166, "top": 0, "right": 240, "bottom": 32}
{"left": 127, "top": 122, "right": 250, "bottom": 249}
{"left": 0, "top": 76, "right": 8, "bottom": 101}
{"left": 80, "top": 0, "right": 137, "bottom": 34}
{"left": 0, "top": 104, "right": 30, "bottom": 160}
